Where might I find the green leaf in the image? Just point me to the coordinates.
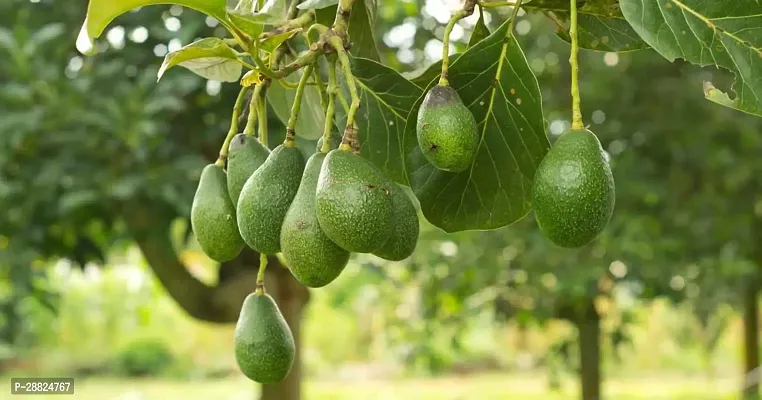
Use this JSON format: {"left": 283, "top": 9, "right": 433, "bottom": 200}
{"left": 259, "top": 29, "right": 300, "bottom": 53}
{"left": 468, "top": 8, "right": 490, "bottom": 49}
{"left": 249, "top": 0, "right": 288, "bottom": 24}
{"left": 620, "top": 0, "right": 762, "bottom": 117}
{"left": 348, "top": 0, "right": 380, "bottom": 61}
{"left": 315, "top": 5, "right": 338, "bottom": 26}
{"left": 82, "top": 0, "right": 227, "bottom": 43}
{"left": 340, "top": 57, "right": 424, "bottom": 184}
{"left": 297, "top": 0, "right": 338, "bottom": 10}
{"left": 552, "top": 13, "right": 649, "bottom": 52}
{"left": 267, "top": 68, "right": 325, "bottom": 140}
{"left": 157, "top": 37, "right": 242, "bottom": 82}
{"left": 403, "top": 19, "right": 550, "bottom": 233}
{"left": 227, "top": 9, "right": 265, "bottom": 38}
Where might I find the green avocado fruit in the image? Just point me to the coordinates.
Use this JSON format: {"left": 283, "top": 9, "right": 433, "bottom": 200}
{"left": 234, "top": 292, "right": 295, "bottom": 384}
{"left": 532, "top": 129, "right": 615, "bottom": 248}
{"left": 315, "top": 149, "right": 393, "bottom": 253}
{"left": 190, "top": 164, "right": 245, "bottom": 262}
{"left": 372, "top": 184, "right": 419, "bottom": 261}
{"left": 281, "top": 153, "right": 351, "bottom": 288}
{"left": 237, "top": 143, "right": 305, "bottom": 254}
{"left": 227, "top": 133, "right": 270, "bottom": 205}
{"left": 416, "top": 85, "right": 479, "bottom": 172}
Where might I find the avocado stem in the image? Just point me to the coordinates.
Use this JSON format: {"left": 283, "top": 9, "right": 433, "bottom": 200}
{"left": 569, "top": 0, "right": 584, "bottom": 130}
{"left": 258, "top": 90, "right": 269, "bottom": 148}
{"left": 256, "top": 253, "right": 268, "bottom": 294}
{"left": 321, "top": 58, "right": 339, "bottom": 154}
{"left": 313, "top": 61, "right": 329, "bottom": 110}
{"left": 217, "top": 86, "right": 250, "bottom": 166}
{"left": 439, "top": 0, "right": 477, "bottom": 87}
{"left": 329, "top": 36, "right": 361, "bottom": 148}
{"left": 285, "top": 63, "right": 315, "bottom": 143}
{"left": 243, "top": 84, "right": 265, "bottom": 137}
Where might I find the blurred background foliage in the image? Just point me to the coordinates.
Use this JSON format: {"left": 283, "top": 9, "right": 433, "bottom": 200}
{"left": 0, "top": 0, "right": 760, "bottom": 399}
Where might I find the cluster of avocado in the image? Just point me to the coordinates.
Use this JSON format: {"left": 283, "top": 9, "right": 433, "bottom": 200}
{"left": 416, "top": 83, "right": 614, "bottom": 248}
{"left": 190, "top": 129, "right": 420, "bottom": 384}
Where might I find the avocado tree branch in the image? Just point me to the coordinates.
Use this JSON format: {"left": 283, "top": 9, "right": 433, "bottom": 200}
{"left": 439, "top": 0, "right": 478, "bottom": 86}
{"left": 286, "top": 63, "right": 315, "bottom": 141}
{"left": 217, "top": 86, "right": 250, "bottom": 166}
{"left": 332, "top": 0, "right": 356, "bottom": 36}
{"left": 569, "top": 0, "right": 584, "bottom": 130}
{"left": 321, "top": 58, "right": 338, "bottom": 153}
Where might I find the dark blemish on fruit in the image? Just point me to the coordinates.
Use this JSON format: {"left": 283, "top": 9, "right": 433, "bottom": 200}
{"left": 430, "top": 144, "right": 439, "bottom": 152}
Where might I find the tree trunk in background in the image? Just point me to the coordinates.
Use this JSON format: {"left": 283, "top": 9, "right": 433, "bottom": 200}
{"left": 260, "top": 266, "right": 310, "bottom": 400}
{"left": 577, "top": 302, "right": 601, "bottom": 400}
{"left": 743, "top": 282, "right": 760, "bottom": 400}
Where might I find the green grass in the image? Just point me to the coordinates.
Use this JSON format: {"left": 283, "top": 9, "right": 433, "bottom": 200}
{"left": 0, "top": 373, "right": 740, "bottom": 400}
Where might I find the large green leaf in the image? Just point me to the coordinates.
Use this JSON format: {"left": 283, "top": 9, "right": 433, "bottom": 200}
{"left": 403, "top": 19, "right": 550, "bottom": 233}
{"left": 267, "top": 68, "right": 325, "bottom": 140}
{"left": 333, "top": 57, "right": 423, "bottom": 183}
{"left": 82, "top": 0, "right": 227, "bottom": 43}
{"left": 552, "top": 13, "right": 649, "bottom": 52}
{"left": 348, "top": 0, "right": 380, "bottom": 61}
{"left": 620, "top": 0, "right": 762, "bottom": 117}
{"left": 157, "top": 37, "right": 242, "bottom": 82}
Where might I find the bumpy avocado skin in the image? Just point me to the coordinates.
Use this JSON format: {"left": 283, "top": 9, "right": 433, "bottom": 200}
{"left": 281, "top": 153, "right": 351, "bottom": 288}
{"left": 237, "top": 144, "right": 305, "bottom": 254}
{"left": 234, "top": 292, "right": 295, "bottom": 384}
{"left": 315, "top": 150, "right": 393, "bottom": 253}
{"left": 532, "top": 129, "right": 615, "bottom": 248}
{"left": 227, "top": 133, "right": 270, "bottom": 205}
{"left": 372, "top": 184, "right": 420, "bottom": 261}
{"left": 190, "top": 164, "right": 245, "bottom": 262}
{"left": 416, "top": 85, "right": 479, "bottom": 172}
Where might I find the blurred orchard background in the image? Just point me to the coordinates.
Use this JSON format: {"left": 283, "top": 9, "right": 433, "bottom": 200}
{"left": 0, "top": 0, "right": 760, "bottom": 399}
